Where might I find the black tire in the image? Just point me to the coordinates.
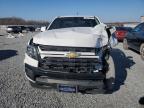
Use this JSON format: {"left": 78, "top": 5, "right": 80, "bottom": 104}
{"left": 123, "top": 38, "right": 129, "bottom": 50}
{"left": 140, "top": 43, "right": 144, "bottom": 60}
{"left": 104, "top": 56, "right": 115, "bottom": 92}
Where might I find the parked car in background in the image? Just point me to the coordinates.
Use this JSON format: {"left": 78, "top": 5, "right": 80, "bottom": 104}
{"left": 25, "top": 26, "right": 35, "bottom": 32}
{"left": 20, "top": 26, "right": 27, "bottom": 32}
{"left": 19, "top": 26, "right": 35, "bottom": 32}
{"left": 115, "top": 27, "right": 132, "bottom": 41}
{"left": 7, "top": 26, "right": 22, "bottom": 33}
{"left": 123, "top": 23, "right": 144, "bottom": 60}
{"left": 6, "top": 26, "right": 13, "bottom": 33}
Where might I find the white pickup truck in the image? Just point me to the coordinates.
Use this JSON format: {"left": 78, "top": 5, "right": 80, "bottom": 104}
{"left": 24, "top": 16, "right": 117, "bottom": 93}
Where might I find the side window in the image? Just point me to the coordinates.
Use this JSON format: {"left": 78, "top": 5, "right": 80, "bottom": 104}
{"left": 134, "top": 23, "right": 144, "bottom": 32}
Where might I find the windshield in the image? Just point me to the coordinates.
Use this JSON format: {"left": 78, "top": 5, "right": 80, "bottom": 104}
{"left": 48, "top": 17, "right": 99, "bottom": 30}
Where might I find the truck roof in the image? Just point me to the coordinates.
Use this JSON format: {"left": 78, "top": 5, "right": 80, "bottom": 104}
{"left": 56, "top": 16, "right": 99, "bottom": 19}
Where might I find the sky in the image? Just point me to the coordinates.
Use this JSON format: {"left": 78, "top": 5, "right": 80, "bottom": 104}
{"left": 0, "top": 0, "right": 144, "bottom": 22}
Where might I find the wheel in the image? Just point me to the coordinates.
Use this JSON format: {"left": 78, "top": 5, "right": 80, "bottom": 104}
{"left": 123, "top": 38, "right": 129, "bottom": 50}
{"left": 104, "top": 56, "right": 115, "bottom": 92}
{"left": 140, "top": 43, "right": 144, "bottom": 60}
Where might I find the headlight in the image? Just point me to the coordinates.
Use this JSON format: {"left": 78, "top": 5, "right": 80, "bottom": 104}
{"left": 26, "top": 45, "right": 38, "bottom": 60}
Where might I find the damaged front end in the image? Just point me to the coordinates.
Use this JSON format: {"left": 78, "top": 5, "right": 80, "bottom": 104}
{"left": 24, "top": 16, "right": 117, "bottom": 93}
{"left": 38, "top": 46, "right": 106, "bottom": 74}
{"left": 24, "top": 41, "right": 110, "bottom": 91}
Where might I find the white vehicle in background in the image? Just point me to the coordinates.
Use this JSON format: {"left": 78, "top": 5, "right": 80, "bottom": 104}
{"left": 24, "top": 16, "right": 117, "bottom": 93}
{"left": 6, "top": 26, "right": 22, "bottom": 33}
{"left": 7, "top": 27, "right": 13, "bottom": 33}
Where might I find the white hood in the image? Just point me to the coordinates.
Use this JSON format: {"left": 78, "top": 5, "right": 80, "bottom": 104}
{"left": 33, "top": 24, "right": 108, "bottom": 48}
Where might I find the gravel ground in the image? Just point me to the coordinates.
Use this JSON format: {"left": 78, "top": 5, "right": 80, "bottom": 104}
{"left": 0, "top": 32, "right": 144, "bottom": 108}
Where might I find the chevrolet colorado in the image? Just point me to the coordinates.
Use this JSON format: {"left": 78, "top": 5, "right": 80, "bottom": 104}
{"left": 24, "top": 16, "right": 117, "bottom": 93}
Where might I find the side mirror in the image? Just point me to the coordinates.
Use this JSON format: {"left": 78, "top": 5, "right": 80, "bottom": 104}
{"left": 41, "top": 26, "right": 46, "bottom": 32}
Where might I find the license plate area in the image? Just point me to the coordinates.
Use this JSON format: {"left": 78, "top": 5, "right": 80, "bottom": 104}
{"left": 58, "top": 84, "right": 78, "bottom": 93}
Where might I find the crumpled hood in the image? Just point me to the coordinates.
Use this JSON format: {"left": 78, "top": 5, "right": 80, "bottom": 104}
{"left": 33, "top": 24, "right": 108, "bottom": 48}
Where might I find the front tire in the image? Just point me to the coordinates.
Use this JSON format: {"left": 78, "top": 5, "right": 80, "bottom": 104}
{"left": 140, "top": 43, "right": 144, "bottom": 60}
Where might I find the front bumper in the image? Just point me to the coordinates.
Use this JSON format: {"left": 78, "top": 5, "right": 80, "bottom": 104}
{"left": 25, "top": 64, "right": 105, "bottom": 89}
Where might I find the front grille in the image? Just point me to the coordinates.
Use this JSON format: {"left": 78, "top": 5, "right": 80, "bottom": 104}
{"left": 39, "top": 57, "right": 99, "bottom": 73}
{"left": 39, "top": 45, "right": 95, "bottom": 52}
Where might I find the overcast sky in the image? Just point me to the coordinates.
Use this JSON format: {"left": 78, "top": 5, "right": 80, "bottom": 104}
{"left": 0, "top": 0, "right": 144, "bottom": 22}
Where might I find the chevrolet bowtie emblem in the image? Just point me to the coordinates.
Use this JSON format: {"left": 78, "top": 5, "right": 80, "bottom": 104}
{"left": 66, "top": 52, "right": 79, "bottom": 59}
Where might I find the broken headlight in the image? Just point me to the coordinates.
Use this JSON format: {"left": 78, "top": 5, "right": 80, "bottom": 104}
{"left": 26, "top": 39, "right": 38, "bottom": 60}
